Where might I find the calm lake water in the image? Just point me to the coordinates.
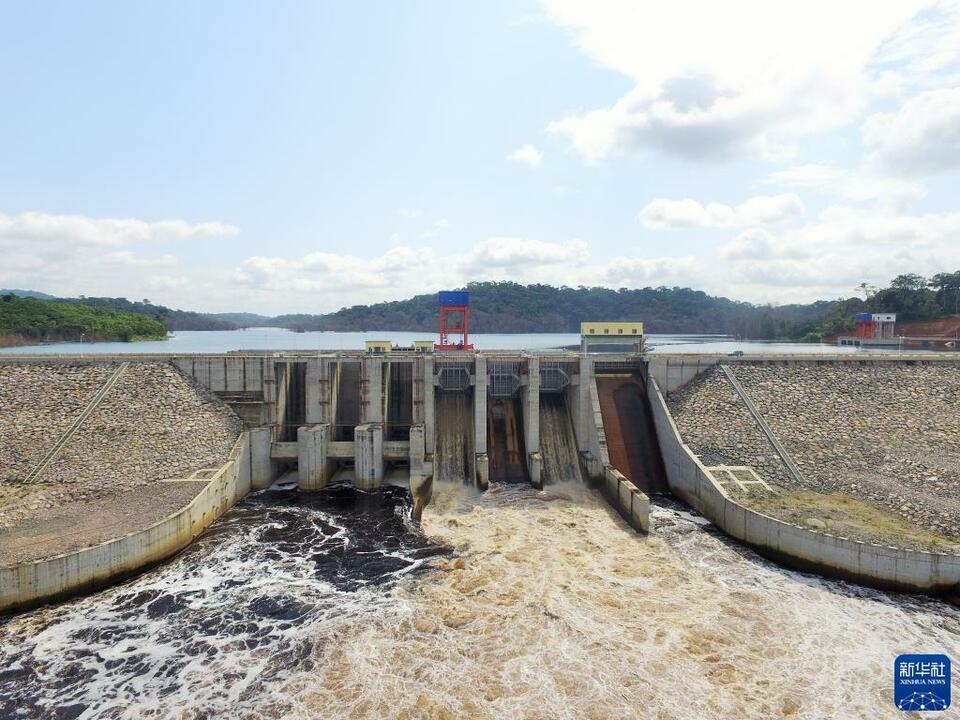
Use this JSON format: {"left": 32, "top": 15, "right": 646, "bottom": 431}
{"left": 0, "top": 327, "right": 871, "bottom": 355}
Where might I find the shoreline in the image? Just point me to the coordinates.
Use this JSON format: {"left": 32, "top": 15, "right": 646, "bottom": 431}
{"left": 0, "top": 332, "right": 168, "bottom": 349}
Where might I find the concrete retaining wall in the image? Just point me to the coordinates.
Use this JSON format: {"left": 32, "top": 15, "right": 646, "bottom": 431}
{"left": 647, "top": 378, "right": 960, "bottom": 594}
{"left": 601, "top": 465, "right": 649, "bottom": 533}
{"left": 578, "top": 370, "right": 649, "bottom": 534}
{"left": 0, "top": 433, "right": 253, "bottom": 613}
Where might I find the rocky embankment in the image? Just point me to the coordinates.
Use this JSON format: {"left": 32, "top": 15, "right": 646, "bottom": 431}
{"left": 0, "top": 363, "right": 117, "bottom": 483}
{"left": 0, "top": 362, "right": 242, "bottom": 537}
{"left": 668, "top": 362, "right": 960, "bottom": 546}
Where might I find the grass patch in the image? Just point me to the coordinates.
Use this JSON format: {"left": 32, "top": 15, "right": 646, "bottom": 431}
{"left": 747, "top": 490, "right": 960, "bottom": 553}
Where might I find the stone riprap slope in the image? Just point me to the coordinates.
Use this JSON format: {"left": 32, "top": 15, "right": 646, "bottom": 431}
{"left": 667, "top": 368, "right": 793, "bottom": 487}
{"left": 0, "top": 362, "right": 242, "bottom": 539}
{"left": 0, "top": 363, "right": 117, "bottom": 483}
{"left": 668, "top": 362, "right": 960, "bottom": 542}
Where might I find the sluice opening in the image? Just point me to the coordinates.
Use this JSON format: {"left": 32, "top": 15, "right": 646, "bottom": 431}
{"left": 487, "top": 397, "right": 527, "bottom": 483}
{"left": 385, "top": 361, "right": 413, "bottom": 441}
{"left": 595, "top": 371, "right": 667, "bottom": 493}
{"left": 333, "top": 361, "right": 361, "bottom": 442}
{"left": 277, "top": 361, "right": 306, "bottom": 442}
{"left": 539, "top": 393, "right": 582, "bottom": 484}
{"left": 434, "top": 388, "right": 475, "bottom": 484}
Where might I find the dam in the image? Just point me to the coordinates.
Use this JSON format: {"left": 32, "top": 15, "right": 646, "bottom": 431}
{"left": 1, "top": 344, "right": 959, "bottom": 718}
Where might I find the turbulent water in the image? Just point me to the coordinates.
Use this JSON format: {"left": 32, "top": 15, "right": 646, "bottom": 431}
{"left": 0, "top": 484, "right": 448, "bottom": 720}
{"left": 2, "top": 482, "right": 959, "bottom": 719}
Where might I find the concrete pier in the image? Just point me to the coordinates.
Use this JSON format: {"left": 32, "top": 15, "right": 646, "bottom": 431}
{"left": 361, "top": 356, "right": 383, "bottom": 424}
{"left": 354, "top": 422, "right": 384, "bottom": 490}
{"left": 249, "top": 427, "right": 277, "bottom": 490}
{"left": 297, "top": 424, "right": 332, "bottom": 491}
{"left": 305, "top": 358, "right": 333, "bottom": 424}
{"left": 474, "top": 356, "right": 487, "bottom": 455}
{"left": 522, "top": 356, "right": 542, "bottom": 488}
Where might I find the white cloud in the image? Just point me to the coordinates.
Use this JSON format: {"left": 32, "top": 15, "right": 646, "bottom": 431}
{"left": 543, "top": 1, "right": 947, "bottom": 162}
{"left": 0, "top": 211, "right": 237, "bottom": 249}
{"left": 0, "top": 210, "right": 237, "bottom": 309}
{"left": 873, "top": 1, "right": 960, "bottom": 78}
{"left": 146, "top": 275, "right": 189, "bottom": 290}
{"left": 468, "top": 237, "right": 588, "bottom": 267}
{"left": 765, "top": 162, "right": 925, "bottom": 207}
{"left": 720, "top": 228, "right": 779, "bottom": 260}
{"left": 603, "top": 255, "right": 702, "bottom": 286}
{"left": 862, "top": 87, "right": 960, "bottom": 174}
{"left": 421, "top": 218, "right": 451, "bottom": 239}
{"left": 507, "top": 144, "right": 544, "bottom": 167}
{"left": 101, "top": 251, "right": 178, "bottom": 268}
{"left": 718, "top": 205, "right": 960, "bottom": 299}
{"left": 639, "top": 194, "right": 804, "bottom": 229}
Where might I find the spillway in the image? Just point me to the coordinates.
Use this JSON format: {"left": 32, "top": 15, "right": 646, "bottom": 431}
{"left": 596, "top": 371, "right": 668, "bottom": 493}
{"left": 434, "top": 389, "right": 474, "bottom": 483}
{"left": 384, "top": 361, "right": 413, "bottom": 441}
{"left": 487, "top": 397, "right": 527, "bottom": 483}
{"left": 539, "top": 393, "right": 581, "bottom": 484}
{"left": 333, "top": 361, "right": 361, "bottom": 442}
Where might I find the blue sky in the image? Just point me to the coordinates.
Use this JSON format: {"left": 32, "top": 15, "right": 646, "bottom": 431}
{"left": 1, "top": 1, "right": 959, "bottom": 313}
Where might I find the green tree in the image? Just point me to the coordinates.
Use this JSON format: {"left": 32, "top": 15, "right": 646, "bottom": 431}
{"left": 929, "top": 271, "right": 960, "bottom": 314}
{"left": 855, "top": 281, "right": 877, "bottom": 300}
{"left": 890, "top": 273, "right": 928, "bottom": 292}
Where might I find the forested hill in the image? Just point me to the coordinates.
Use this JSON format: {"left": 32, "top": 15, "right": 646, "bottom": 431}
{"left": 9, "top": 272, "right": 958, "bottom": 341}
{"left": 269, "top": 282, "right": 839, "bottom": 339}
{"left": 0, "top": 295, "right": 167, "bottom": 347}
{"left": 61, "top": 296, "right": 236, "bottom": 331}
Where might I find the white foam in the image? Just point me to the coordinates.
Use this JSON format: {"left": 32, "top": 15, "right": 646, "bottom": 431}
{"left": 2, "top": 485, "right": 958, "bottom": 720}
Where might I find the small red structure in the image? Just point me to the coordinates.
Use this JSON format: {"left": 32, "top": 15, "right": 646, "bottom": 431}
{"left": 855, "top": 312, "right": 896, "bottom": 340}
{"left": 854, "top": 312, "right": 875, "bottom": 339}
{"left": 435, "top": 290, "right": 473, "bottom": 350}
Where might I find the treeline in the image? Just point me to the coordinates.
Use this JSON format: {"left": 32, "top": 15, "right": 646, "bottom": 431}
{"left": 267, "top": 282, "right": 840, "bottom": 338}
{"left": 0, "top": 295, "right": 167, "bottom": 346}
{"left": 265, "top": 275, "right": 960, "bottom": 341}
{"left": 783, "top": 272, "right": 960, "bottom": 341}
{"left": 7, "top": 272, "right": 957, "bottom": 343}
{"left": 863, "top": 272, "right": 960, "bottom": 321}
{"left": 62, "top": 296, "right": 236, "bottom": 331}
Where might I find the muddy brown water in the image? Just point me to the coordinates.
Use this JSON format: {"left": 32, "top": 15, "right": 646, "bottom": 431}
{"left": 1, "top": 479, "right": 958, "bottom": 719}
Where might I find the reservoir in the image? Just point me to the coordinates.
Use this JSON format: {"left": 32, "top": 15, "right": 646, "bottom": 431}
{"left": 0, "top": 328, "right": 867, "bottom": 356}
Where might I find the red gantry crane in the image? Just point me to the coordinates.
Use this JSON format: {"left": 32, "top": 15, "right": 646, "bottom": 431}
{"left": 435, "top": 291, "right": 473, "bottom": 350}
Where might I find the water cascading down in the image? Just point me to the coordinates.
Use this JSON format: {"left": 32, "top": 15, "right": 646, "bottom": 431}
{"left": 434, "top": 389, "right": 475, "bottom": 484}
{"left": 539, "top": 393, "right": 582, "bottom": 484}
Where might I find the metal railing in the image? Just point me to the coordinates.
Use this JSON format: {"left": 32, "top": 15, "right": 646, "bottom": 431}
{"left": 488, "top": 361, "right": 521, "bottom": 397}
{"left": 436, "top": 362, "right": 472, "bottom": 391}
{"left": 539, "top": 361, "right": 575, "bottom": 393}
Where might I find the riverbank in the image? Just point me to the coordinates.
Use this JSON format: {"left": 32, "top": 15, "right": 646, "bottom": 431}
{"left": 0, "top": 331, "right": 168, "bottom": 348}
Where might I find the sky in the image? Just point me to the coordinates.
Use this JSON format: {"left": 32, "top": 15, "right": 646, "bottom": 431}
{"left": 1, "top": 0, "right": 959, "bottom": 315}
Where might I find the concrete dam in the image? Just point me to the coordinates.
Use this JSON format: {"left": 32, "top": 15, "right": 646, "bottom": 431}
{"left": 1, "top": 350, "right": 960, "bottom": 718}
